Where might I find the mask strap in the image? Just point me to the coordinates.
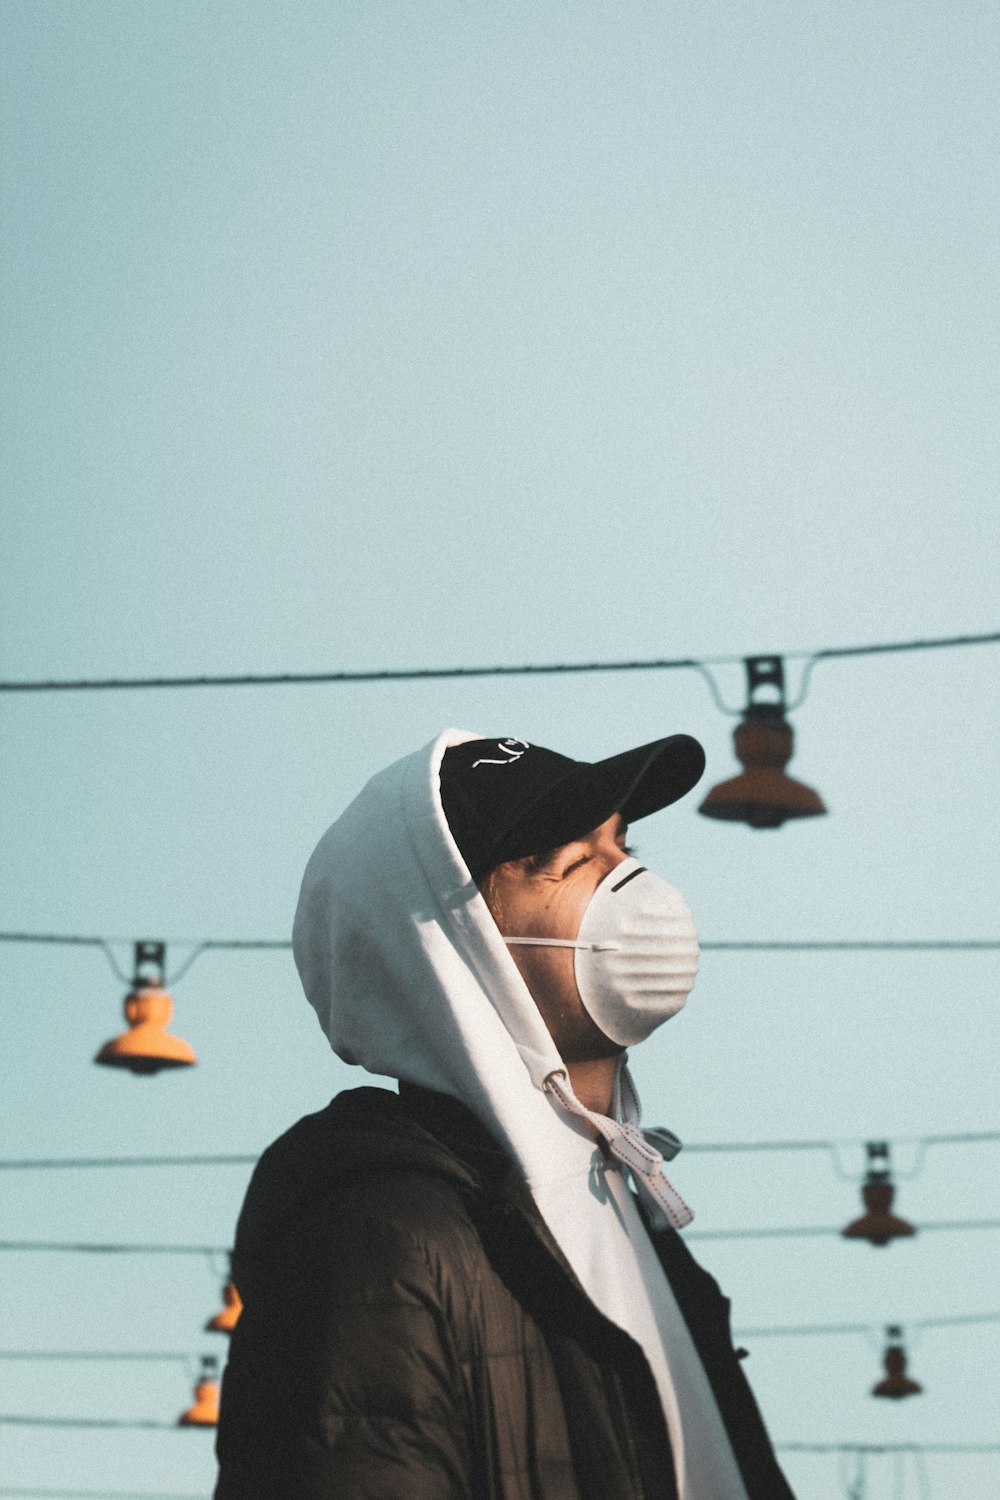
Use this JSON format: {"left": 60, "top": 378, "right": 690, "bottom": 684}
{"left": 544, "top": 1069, "right": 694, "bottom": 1232}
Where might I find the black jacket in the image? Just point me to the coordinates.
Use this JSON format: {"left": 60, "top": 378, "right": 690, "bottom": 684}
{"left": 215, "top": 1085, "right": 795, "bottom": 1500}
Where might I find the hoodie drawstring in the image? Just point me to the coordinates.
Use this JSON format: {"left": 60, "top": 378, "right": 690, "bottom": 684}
{"left": 544, "top": 1071, "right": 693, "bottom": 1232}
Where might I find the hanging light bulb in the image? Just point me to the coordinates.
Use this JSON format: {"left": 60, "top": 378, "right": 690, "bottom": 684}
{"left": 842, "top": 1142, "right": 916, "bottom": 1247}
{"left": 95, "top": 942, "right": 197, "bottom": 1074}
{"left": 205, "top": 1279, "right": 243, "bottom": 1335}
{"left": 872, "top": 1326, "right": 922, "bottom": 1399}
{"left": 699, "top": 657, "right": 827, "bottom": 829}
{"left": 178, "top": 1355, "right": 220, "bottom": 1426}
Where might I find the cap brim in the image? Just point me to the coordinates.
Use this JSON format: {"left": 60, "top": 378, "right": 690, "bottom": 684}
{"left": 492, "top": 734, "right": 705, "bottom": 867}
{"left": 605, "top": 733, "right": 707, "bottom": 823}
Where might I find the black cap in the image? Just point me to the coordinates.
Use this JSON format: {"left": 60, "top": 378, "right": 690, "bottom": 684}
{"left": 440, "top": 733, "right": 706, "bottom": 881}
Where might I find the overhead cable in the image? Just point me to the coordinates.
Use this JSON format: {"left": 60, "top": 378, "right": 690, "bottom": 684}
{"left": 1, "top": 929, "right": 997, "bottom": 998}
{"left": 776, "top": 1442, "right": 1000, "bottom": 1454}
{"left": 0, "top": 1422, "right": 997, "bottom": 1452}
{"left": 0, "top": 1490, "right": 205, "bottom": 1499}
{"left": 3, "top": 931, "right": 996, "bottom": 952}
{"left": 0, "top": 1154, "right": 257, "bottom": 1171}
{"left": 686, "top": 1219, "right": 1000, "bottom": 1241}
{"left": 734, "top": 1310, "right": 1000, "bottom": 1339}
{"left": 5, "top": 1311, "right": 998, "bottom": 1357}
{"left": 2, "top": 1217, "right": 999, "bottom": 1253}
{"left": 1, "top": 628, "right": 997, "bottom": 695}
{"left": 683, "top": 1130, "right": 1000, "bottom": 1156}
{"left": 0, "top": 934, "right": 289, "bottom": 952}
{"left": 0, "top": 1240, "right": 230, "bottom": 1255}
{"left": 0, "top": 1415, "right": 181, "bottom": 1430}
{"left": 0, "top": 1351, "right": 195, "bottom": 1363}
{"left": 3, "top": 1129, "right": 998, "bottom": 1171}
{"left": 699, "top": 940, "right": 1000, "bottom": 952}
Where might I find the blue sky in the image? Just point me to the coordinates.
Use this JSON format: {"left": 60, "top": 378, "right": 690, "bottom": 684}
{"left": 3, "top": 4, "right": 999, "bottom": 1497}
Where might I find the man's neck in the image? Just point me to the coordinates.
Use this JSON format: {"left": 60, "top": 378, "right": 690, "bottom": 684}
{"left": 565, "top": 1056, "right": 619, "bottom": 1119}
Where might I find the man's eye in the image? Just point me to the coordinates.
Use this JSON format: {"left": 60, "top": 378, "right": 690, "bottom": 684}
{"left": 623, "top": 843, "right": 636, "bottom": 857}
{"left": 561, "top": 855, "right": 590, "bottom": 877}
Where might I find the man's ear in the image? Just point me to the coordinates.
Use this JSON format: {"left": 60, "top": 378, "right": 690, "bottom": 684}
{"left": 478, "top": 865, "right": 510, "bottom": 929}
{"left": 480, "top": 853, "right": 539, "bottom": 930}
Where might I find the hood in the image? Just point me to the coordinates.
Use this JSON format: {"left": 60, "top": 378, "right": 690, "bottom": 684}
{"left": 291, "top": 730, "right": 695, "bottom": 1342}
{"left": 285, "top": 737, "right": 757, "bottom": 1486}
{"left": 293, "top": 729, "right": 578, "bottom": 1170}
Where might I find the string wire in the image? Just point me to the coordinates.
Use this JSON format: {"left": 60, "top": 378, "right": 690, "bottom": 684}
{"left": 4, "top": 933, "right": 999, "bottom": 952}
{"left": 2, "top": 1419, "right": 998, "bottom": 1449}
{"left": 0, "top": 1352, "right": 194, "bottom": 1363}
{"left": 734, "top": 1310, "right": 1000, "bottom": 1338}
{"left": 2, "top": 628, "right": 997, "bottom": 695}
{"left": 0, "top": 1217, "right": 998, "bottom": 1252}
{"left": 0, "top": 1416, "right": 184, "bottom": 1430}
{"left": 0, "top": 1241, "right": 232, "bottom": 1254}
{"left": 2, "top": 1310, "right": 998, "bottom": 1367}
{"left": 0, "top": 930, "right": 997, "bottom": 996}
{"left": 0, "top": 1490, "right": 205, "bottom": 1499}
{"left": 2, "top": 1130, "right": 998, "bottom": 1171}
{"left": 777, "top": 1443, "right": 1000, "bottom": 1454}
{"left": 0, "top": 1490, "right": 206, "bottom": 1499}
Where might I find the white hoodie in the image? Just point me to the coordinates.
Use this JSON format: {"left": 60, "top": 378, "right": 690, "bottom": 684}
{"left": 292, "top": 728, "right": 749, "bottom": 1500}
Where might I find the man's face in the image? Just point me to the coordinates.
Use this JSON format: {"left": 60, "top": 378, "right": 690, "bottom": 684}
{"left": 480, "top": 812, "right": 632, "bottom": 1063}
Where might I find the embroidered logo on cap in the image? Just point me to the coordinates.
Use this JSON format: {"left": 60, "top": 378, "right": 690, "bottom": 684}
{"left": 472, "top": 737, "right": 529, "bottom": 769}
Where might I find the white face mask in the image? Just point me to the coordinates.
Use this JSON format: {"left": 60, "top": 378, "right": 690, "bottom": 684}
{"left": 504, "top": 857, "right": 699, "bottom": 1047}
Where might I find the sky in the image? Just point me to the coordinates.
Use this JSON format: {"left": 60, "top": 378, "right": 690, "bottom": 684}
{"left": 2, "top": 3, "right": 999, "bottom": 1497}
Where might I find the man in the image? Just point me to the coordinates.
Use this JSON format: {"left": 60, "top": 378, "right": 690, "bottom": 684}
{"left": 215, "top": 729, "right": 795, "bottom": 1500}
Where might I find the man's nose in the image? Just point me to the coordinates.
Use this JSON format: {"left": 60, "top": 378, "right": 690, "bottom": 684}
{"left": 598, "top": 837, "right": 629, "bottom": 869}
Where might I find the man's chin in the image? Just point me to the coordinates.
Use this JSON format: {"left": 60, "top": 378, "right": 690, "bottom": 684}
{"left": 560, "top": 1033, "right": 626, "bottom": 1065}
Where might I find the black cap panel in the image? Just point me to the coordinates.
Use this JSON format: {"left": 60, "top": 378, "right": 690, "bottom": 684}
{"left": 440, "top": 733, "right": 705, "bottom": 881}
